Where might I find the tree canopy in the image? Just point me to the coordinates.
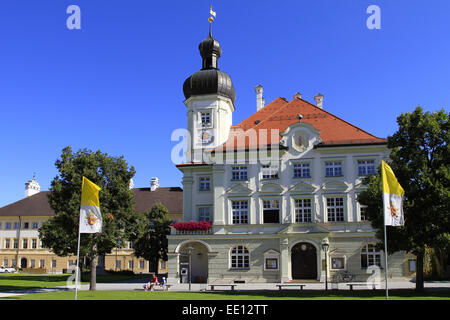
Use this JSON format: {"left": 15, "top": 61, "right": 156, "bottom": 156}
{"left": 358, "top": 107, "right": 449, "bottom": 290}
{"left": 39, "top": 146, "right": 139, "bottom": 289}
{"left": 130, "top": 203, "right": 172, "bottom": 273}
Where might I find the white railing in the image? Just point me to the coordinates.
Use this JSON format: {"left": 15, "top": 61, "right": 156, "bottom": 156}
{"left": 173, "top": 228, "right": 213, "bottom": 235}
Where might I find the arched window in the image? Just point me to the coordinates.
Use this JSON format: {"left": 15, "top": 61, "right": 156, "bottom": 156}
{"left": 230, "top": 246, "right": 249, "bottom": 269}
{"left": 361, "top": 244, "right": 382, "bottom": 268}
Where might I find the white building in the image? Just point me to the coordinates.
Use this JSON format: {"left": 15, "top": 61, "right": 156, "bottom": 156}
{"left": 167, "top": 30, "right": 414, "bottom": 285}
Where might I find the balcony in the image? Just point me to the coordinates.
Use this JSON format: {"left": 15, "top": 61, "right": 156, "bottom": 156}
{"left": 172, "top": 228, "right": 213, "bottom": 235}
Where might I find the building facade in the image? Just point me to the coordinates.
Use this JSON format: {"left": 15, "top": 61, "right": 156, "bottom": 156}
{"left": 0, "top": 177, "right": 182, "bottom": 274}
{"left": 167, "top": 30, "right": 415, "bottom": 284}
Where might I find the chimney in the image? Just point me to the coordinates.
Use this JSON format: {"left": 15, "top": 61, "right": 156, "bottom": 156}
{"left": 255, "top": 84, "right": 265, "bottom": 111}
{"left": 294, "top": 92, "right": 302, "bottom": 100}
{"left": 129, "top": 178, "right": 134, "bottom": 190}
{"left": 25, "top": 174, "right": 40, "bottom": 197}
{"left": 314, "top": 93, "right": 324, "bottom": 109}
{"left": 150, "top": 177, "right": 159, "bottom": 191}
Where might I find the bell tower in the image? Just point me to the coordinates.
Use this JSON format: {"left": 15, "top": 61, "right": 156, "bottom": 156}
{"left": 182, "top": 28, "right": 235, "bottom": 163}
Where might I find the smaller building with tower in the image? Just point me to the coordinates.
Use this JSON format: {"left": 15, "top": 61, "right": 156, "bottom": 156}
{"left": 0, "top": 176, "right": 182, "bottom": 274}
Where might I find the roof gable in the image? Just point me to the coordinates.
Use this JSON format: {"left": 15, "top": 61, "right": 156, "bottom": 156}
{"left": 215, "top": 97, "right": 386, "bottom": 152}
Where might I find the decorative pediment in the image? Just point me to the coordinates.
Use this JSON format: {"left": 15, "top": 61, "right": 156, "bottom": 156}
{"left": 263, "top": 249, "right": 280, "bottom": 256}
{"left": 289, "top": 181, "right": 317, "bottom": 194}
{"left": 281, "top": 122, "right": 321, "bottom": 137}
{"left": 321, "top": 180, "right": 349, "bottom": 192}
{"left": 259, "top": 182, "right": 284, "bottom": 195}
{"left": 277, "top": 225, "right": 293, "bottom": 234}
{"left": 280, "top": 122, "right": 322, "bottom": 153}
{"left": 226, "top": 183, "right": 253, "bottom": 196}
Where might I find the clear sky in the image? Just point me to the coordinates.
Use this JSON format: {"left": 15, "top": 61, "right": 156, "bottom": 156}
{"left": 0, "top": 0, "right": 448, "bottom": 207}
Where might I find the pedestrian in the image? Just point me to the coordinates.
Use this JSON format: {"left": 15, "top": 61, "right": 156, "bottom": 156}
{"left": 143, "top": 280, "right": 152, "bottom": 291}
{"left": 161, "top": 277, "right": 167, "bottom": 291}
{"left": 150, "top": 274, "right": 159, "bottom": 291}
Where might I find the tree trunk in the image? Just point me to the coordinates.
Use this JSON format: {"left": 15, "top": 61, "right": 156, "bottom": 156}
{"left": 90, "top": 242, "right": 97, "bottom": 291}
{"left": 432, "top": 249, "right": 445, "bottom": 278}
{"left": 148, "top": 257, "right": 158, "bottom": 274}
{"left": 416, "top": 251, "right": 424, "bottom": 292}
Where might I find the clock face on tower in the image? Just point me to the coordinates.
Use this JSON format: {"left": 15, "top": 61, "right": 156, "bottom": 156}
{"left": 198, "top": 129, "right": 214, "bottom": 145}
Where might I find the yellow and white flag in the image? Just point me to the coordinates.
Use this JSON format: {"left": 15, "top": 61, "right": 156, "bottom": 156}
{"left": 381, "top": 161, "right": 404, "bottom": 226}
{"left": 79, "top": 177, "right": 102, "bottom": 233}
{"left": 208, "top": 5, "right": 216, "bottom": 23}
{"left": 210, "top": 5, "right": 216, "bottom": 17}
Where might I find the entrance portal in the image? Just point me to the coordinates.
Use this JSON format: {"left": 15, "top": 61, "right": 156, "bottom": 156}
{"left": 291, "top": 242, "right": 317, "bottom": 280}
{"left": 20, "top": 258, "right": 28, "bottom": 269}
{"left": 179, "top": 242, "right": 209, "bottom": 283}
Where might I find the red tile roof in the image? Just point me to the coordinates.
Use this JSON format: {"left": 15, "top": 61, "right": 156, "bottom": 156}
{"left": 214, "top": 97, "right": 386, "bottom": 151}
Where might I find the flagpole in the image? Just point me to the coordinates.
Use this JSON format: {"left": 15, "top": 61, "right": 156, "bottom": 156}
{"left": 383, "top": 219, "right": 389, "bottom": 300}
{"left": 75, "top": 229, "right": 81, "bottom": 300}
{"left": 381, "top": 163, "right": 389, "bottom": 300}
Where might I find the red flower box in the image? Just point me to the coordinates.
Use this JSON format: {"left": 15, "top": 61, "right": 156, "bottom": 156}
{"left": 172, "top": 220, "right": 211, "bottom": 231}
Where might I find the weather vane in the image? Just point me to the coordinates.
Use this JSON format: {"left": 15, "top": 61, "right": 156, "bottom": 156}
{"left": 208, "top": 5, "right": 216, "bottom": 24}
{"left": 208, "top": 5, "right": 216, "bottom": 35}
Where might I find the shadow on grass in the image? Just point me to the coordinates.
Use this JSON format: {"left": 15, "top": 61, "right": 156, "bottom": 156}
{"left": 1, "top": 288, "right": 450, "bottom": 301}
{"left": 0, "top": 274, "right": 71, "bottom": 291}
{"left": 0, "top": 275, "right": 70, "bottom": 282}
{"left": 169, "top": 289, "right": 450, "bottom": 300}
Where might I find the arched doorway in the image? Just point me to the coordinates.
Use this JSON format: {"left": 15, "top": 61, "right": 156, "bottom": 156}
{"left": 291, "top": 242, "right": 317, "bottom": 280}
{"left": 179, "top": 242, "right": 209, "bottom": 283}
{"left": 20, "top": 258, "right": 28, "bottom": 269}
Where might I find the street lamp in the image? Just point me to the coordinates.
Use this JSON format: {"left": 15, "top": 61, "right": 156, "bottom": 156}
{"left": 187, "top": 246, "right": 194, "bottom": 291}
{"left": 321, "top": 240, "right": 330, "bottom": 291}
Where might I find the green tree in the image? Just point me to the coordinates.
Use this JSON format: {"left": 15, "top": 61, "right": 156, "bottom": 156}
{"left": 130, "top": 203, "right": 172, "bottom": 273}
{"left": 358, "top": 107, "right": 450, "bottom": 291}
{"left": 39, "top": 146, "right": 138, "bottom": 290}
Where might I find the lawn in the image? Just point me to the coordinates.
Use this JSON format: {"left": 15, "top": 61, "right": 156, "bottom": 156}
{"left": 0, "top": 274, "right": 76, "bottom": 291}
{"left": 2, "top": 289, "right": 450, "bottom": 300}
{"left": 0, "top": 273, "right": 148, "bottom": 291}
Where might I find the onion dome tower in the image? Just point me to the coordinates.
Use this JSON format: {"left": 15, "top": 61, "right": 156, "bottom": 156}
{"left": 183, "top": 25, "right": 236, "bottom": 163}
{"left": 183, "top": 29, "right": 236, "bottom": 104}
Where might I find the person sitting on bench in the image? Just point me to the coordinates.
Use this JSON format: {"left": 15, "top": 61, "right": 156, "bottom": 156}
{"left": 143, "top": 274, "right": 160, "bottom": 291}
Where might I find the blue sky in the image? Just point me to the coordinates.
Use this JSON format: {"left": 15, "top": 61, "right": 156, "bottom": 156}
{"left": 0, "top": 0, "right": 448, "bottom": 207}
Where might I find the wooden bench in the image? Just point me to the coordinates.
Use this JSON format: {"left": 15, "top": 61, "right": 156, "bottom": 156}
{"left": 208, "top": 284, "right": 237, "bottom": 291}
{"left": 144, "top": 284, "right": 172, "bottom": 291}
{"left": 346, "top": 283, "right": 377, "bottom": 290}
{"left": 276, "top": 284, "right": 306, "bottom": 291}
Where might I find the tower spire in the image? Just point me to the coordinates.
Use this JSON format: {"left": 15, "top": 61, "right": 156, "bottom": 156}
{"left": 208, "top": 5, "right": 216, "bottom": 36}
